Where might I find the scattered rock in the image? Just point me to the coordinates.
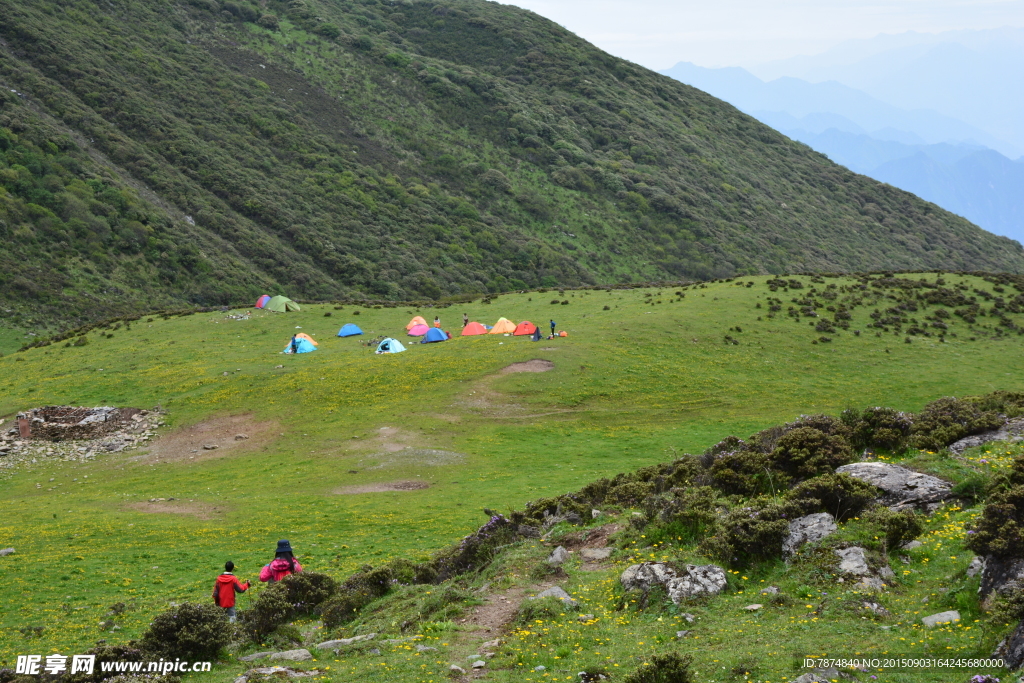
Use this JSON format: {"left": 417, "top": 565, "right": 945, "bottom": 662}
{"left": 681, "top": 613, "right": 695, "bottom": 623}
{"left": 579, "top": 548, "right": 612, "bottom": 562}
{"left": 235, "top": 434, "right": 249, "bottom": 440}
{"left": 980, "top": 556, "right": 1024, "bottom": 599}
{"left": 238, "top": 652, "right": 273, "bottom": 662}
{"left": 949, "top": 418, "right": 1024, "bottom": 454}
{"left": 202, "top": 444, "right": 219, "bottom": 450}
{"left": 368, "top": 648, "right": 380, "bottom": 655}
{"left": 834, "top": 547, "right": 872, "bottom": 576}
{"left": 921, "top": 610, "right": 961, "bottom": 627}
{"left": 744, "top": 604, "right": 763, "bottom": 611}
{"left": 591, "top": 509, "right": 602, "bottom": 519}
{"left": 676, "top": 630, "right": 693, "bottom": 638}
{"left": 902, "top": 540, "right": 923, "bottom": 550}
{"left": 794, "top": 672, "right": 832, "bottom": 683}
{"left": 268, "top": 649, "right": 313, "bottom": 662}
{"left": 472, "top": 660, "right": 486, "bottom": 669}
{"left": 518, "top": 524, "right": 541, "bottom": 538}
{"left": 546, "top": 546, "right": 570, "bottom": 566}
{"left": 835, "top": 462, "right": 952, "bottom": 512}
{"left": 235, "top": 666, "right": 318, "bottom": 681}
{"left": 0, "top": 548, "right": 14, "bottom": 557}
{"left": 531, "top": 586, "right": 578, "bottom": 607}
{"left": 993, "top": 619, "right": 1024, "bottom": 670}
{"left": 577, "top": 614, "right": 595, "bottom": 622}
{"left": 665, "top": 564, "right": 728, "bottom": 604}
{"left": 878, "top": 566, "right": 896, "bottom": 580}
{"left": 316, "top": 634, "right": 376, "bottom": 649}
{"left": 854, "top": 576, "right": 886, "bottom": 592}
{"left": 415, "top": 644, "right": 437, "bottom": 652}
{"left": 760, "top": 586, "right": 779, "bottom": 595}
{"left": 480, "top": 639, "right": 500, "bottom": 650}
{"left": 967, "top": 556, "right": 986, "bottom": 578}
{"left": 620, "top": 562, "right": 677, "bottom": 592}
{"left": 534, "top": 665, "right": 546, "bottom": 671}
{"left": 449, "top": 665, "right": 466, "bottom": 674}
{"left": 783, "top": 512, "right": 837, "bottom": 556}
{"left": 863, "top": 601, "right": 891, "bottom": 617}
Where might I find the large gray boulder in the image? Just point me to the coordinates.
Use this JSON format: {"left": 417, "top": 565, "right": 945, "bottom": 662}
{"left": 834, "top": 547, "right": 872, "bottom": 576}
{"left": 620, "top": 562, "right": 677, "bottom": 592}
{"left": 665, "top": 564, "right": 728, "bottom": 604}
{"left": 531, "top": 586, "right": 578, "bottom": 608}
{"left": 921, "top": 610, "right": 960, "bottom": 628}
{"left": 269, "top": 649, "right": 312, "bottom": 662}
{"left": 316, "top": 634, "right": 376, "bottom": 649}
{"left": 836, "top": 462, "right": 951, "bottom": 512}
{"left": 546, "top": 546, "right": 570, "bottom": 566}
{"left": 980, "top": 556, "right": 1024, "bottom": 599}
{"left": 993, "top": 619, "right": 1024, "bottom": 671}
{"left": 580, "top": 548, "right": 612, "bottom": 562}
{"left": 949, "top": 418, "right": 1024, "bottom": 455}
{"left": 783, "top": 513, "right": 837, "bottom": 556}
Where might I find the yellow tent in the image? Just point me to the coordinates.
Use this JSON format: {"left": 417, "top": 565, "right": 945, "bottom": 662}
{"left": 406, "top": 316, "right": 427, "bottom": 331}
{"left": 489, "top": 317, "right": 516, "bottom": 334}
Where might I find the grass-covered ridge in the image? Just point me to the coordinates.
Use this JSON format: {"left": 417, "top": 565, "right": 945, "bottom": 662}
{"left": 2, "top": 273, "right": 1024, "bottom": 682}
{"left": 1, "top": 0, "right": 1023, "bottom": 328}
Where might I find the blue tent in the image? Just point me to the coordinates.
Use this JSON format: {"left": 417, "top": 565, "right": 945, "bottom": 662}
{"left": 375, "top": 338, "right": 407, "bottom": 354}
{"left": 421, "top": 327, "right": 448, "bottom": 343}
{"left": 337, "top": 323, "right": 363, "bottom": 337}
{"left": 283, "top": 338, "right": 317, "bottom": 354}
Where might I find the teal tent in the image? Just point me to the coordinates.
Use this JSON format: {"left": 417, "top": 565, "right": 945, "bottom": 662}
{"left": 283, "top": 337, "right": 317, "bottom": 354}
{"left": 375, "top": 338, "right": 406, "bottom": 354}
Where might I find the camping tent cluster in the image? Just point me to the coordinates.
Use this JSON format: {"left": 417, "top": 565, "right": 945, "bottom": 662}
{"left": 460, "top": 317, "right": 538, "bottom": 337}
{"left": 256, "top": 295, "right": 300, "bottom": 312}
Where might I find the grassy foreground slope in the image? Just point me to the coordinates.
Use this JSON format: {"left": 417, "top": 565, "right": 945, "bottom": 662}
{"left": 0, "top": 272, "right": 1023, "bottom": 682}
{"left": 2, "top": 0, "right": 1024, "bottom": 328}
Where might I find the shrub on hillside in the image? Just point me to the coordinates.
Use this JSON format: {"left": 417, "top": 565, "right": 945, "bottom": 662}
{"left": 966, "top": 485, "right": 1024, "bottom": 559}
{"left": 698, "top": 498, "right": 793, "bottom": 566}
{"left": 909, "top": 396, "right": 1003, "bottom": 451}
{"left": 63, "top": 644, "right": 147, "bottom": 683}
{"left": 709, "top": 448, "right": 771, "bottom": 497}
{"left": 239, "top": 582, "right": 292, "bottom": 641}
{"left": 280, "top": 571, "right": 338, "bottom": 616}
{"left": 786, "top": 473, "right": 877, "bottom": 521}
{"left": 140, "top": 602, "right": 231, "bottom": 660}
{"left": 769, "top": 427, "right": 854, "bottom": 480}
{"left": 623, "top": 652, "right": 694, "bottom": 683}
{"left": 842, "top": 406, "right": 913, "bottom": 453}
{"left": 656, "top": 486, "right": 720, "bottom": 542}
{"left": 433, "top": 514, "right": 520, "bottom": 581}
{"left": 864, "top": 507, "right": 924, "bottom": 550}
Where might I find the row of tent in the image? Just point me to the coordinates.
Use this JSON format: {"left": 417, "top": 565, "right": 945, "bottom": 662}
{"left": 255, "top": 295, "right": 301, "bottom": 312}
{"left": 405, "top": 316, "right": 537, "bottom": 337}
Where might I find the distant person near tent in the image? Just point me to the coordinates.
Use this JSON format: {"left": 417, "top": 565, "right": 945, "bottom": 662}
{"left": 434, "top": 316, "right": 441, "bottom": 328}
{"left": 283, "top": 336, "right": 316, "bottom": 353}
{"left": 212, "top": 561, "right": 249, "bottom": 622}
{"left": 289, "top": 335, "right": 298, "bottom": 354}
{"left": 550, "top": 319, "right": 556, "bottom": 336}
{"left": 463, "top": 313, "right": 469, "bottom": 327}
{"left": 260, "top": 540, "right": 303, "bottom": 582}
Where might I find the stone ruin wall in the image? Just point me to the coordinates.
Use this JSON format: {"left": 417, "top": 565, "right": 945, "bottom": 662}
{"left": 9, "top": 406, "right": 143, "bottom": 441}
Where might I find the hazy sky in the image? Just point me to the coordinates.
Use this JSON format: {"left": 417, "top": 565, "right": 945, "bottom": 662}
{"left": 507, "top": 0, "right": 1024, "bottom": 69}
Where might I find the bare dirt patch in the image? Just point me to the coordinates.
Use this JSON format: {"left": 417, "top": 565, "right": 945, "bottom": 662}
{"left": 367, "top": 448, "right": 465, "bottom": 470}
{"left": 553, "top": 523, "right": 622, "bottom": 550}
{"left": 333, "top": 480, "right": 431, "bottom": 495}
{"left": 134, "top": 414, "right": 277, "bottom": 463}
{"left": 500, "top": 359, "right": 555, "bottom": 374}
{"left": 126, "top": 500, "right": 226, "bottom": 520}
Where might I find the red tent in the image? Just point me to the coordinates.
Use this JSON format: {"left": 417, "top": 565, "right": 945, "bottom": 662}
{"left": 255, "top": 294, "right": 271, "bottom": 308}
{"left": 461, "top": 322, "right": 488, "bottom": 336}
{"left": 513, "top": 320, "right": 537, "bottom": 336}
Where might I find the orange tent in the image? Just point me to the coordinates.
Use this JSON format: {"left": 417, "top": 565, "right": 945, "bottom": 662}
{"left": 461, "top": 322, "right": 488, "bottom": 336}
{"left": 489, "top": 317, "right": 516, "bottom": 334}
{"left": 406, "top": 316, "right": 427, "bottom": 331}
{"left": 295, "top": 332, "right": 319, "bottom": 346}
{"left": 513, "top": 320, "right": 537, "bottom": 336}
{"left": 559, "top": 331, "right": 568, "bottom": 337}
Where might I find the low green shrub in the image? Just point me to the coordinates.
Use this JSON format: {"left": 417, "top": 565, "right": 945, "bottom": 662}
{"left": 842, "top": 406, "right": 913, "bottom": 453}
{"left": 63, "top": 644, "right": 147, "bottom": 683}
{"left": 864, "top": 507, "right": 924, "bottom": 550}
{"left": 786, "top": 473, "right": 877, "bottom": 521}
{"left": 623, "top": 652, "right": 694, "bottom": 683}
{"left": 966, "top": 485, "right": 1024, "bottom": 559}
{"left": 770, "top": 426, "right": 854, "bottom": 480}
{"left": 698, "top": 498, "right": 793, "bottom": 566}
{"left": 909, "top": 396, "right": 1003, "bottom": 451}
{"left": 514, "top": 596, "right": 566, "bottom": 624}
{"left": 139, "top": 602, "right": 231, "bottom": 660}
{"left": 989, "top": 586, "right": 1024, "bottom": 628}
{"left": 239, "top": 582, "right": 292, "bottom": 641}
{"left": 280, "top": 571, "right": 338, "bottom": 615}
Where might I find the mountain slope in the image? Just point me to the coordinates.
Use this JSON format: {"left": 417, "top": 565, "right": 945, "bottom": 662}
{"left": 2, "top": 0, "right": 1023, "bottom": 327}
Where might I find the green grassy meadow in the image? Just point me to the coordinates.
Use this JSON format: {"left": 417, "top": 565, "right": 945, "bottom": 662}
{"left": 1, "top": 273, "right": 1022, "bottom": 681}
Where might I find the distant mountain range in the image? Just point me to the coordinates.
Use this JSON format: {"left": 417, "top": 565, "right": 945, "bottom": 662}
{"left": 661, "top": 43, "right": 1024, "bottom": 243}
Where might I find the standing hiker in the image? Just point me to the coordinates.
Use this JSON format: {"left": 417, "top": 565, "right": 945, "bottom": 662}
{"left": 433, "top": 316, "right": 441, "bottom": 328}
{"left": 289, "top": 335, "right": 299, "bottom": 354}
{"left": 212, "top": 561, "right": 249, "bottom": 622}
{"left": 259, "top": 540, "right": 303, "bottom": 582}
{"left": 549, "top": 319, "right": 556, "bottom": 337}
{"left": 462, "top": 312, "right": 469, "bottom": 328}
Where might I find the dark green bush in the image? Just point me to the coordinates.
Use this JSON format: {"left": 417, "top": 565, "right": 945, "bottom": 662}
{"left": 280, "top": 571, "right": 338, "bottom": 615}
{"left": 909, "top": 396, "right": 1003, "bottom": 451}
{"left": 698, "top": 498, "right": 792, "bottom": 566}
{"left": 770, "top": 427, "right": 854, "bottom": 480}
{"left": 843, "top": 406, "right": 913, "bottom": 453}
{"left": 607, "top": 480, "right": 657, "bottom": 505}
{"left": 140, "top": 602, "right": 231, "bottom": 660}
{"left": 239, "top": 582, "right": 292, "bottom": 641}
{"left": 657, "top": 486, "right": 720, "bottom": 542}
{"left": 786, "top": 473, "right": 877, "bottom": 521}
{"left": 990, "top": 586, "right": 1024, "bottom": 627}
{"left": 63, "top": 644, "right": 146, "bottom": 683}
{"left": 709, "top": 449, "right": 771, "bottom": 497}
{"left": 623, "top": 652, "right": 694, "bottom": 683}
{"left": 966, "top": 485, "right": 1024, "bottom": 559}
{"left": 864, "top": 507, "right": 924, "bottom": 549}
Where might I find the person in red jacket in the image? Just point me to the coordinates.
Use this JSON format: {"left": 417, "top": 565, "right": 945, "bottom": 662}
{"left": 259, "top": 539, "right": 303, "bottom": 583}
{"left": 212, "top": 561, "right": 249, "bottom": 622}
